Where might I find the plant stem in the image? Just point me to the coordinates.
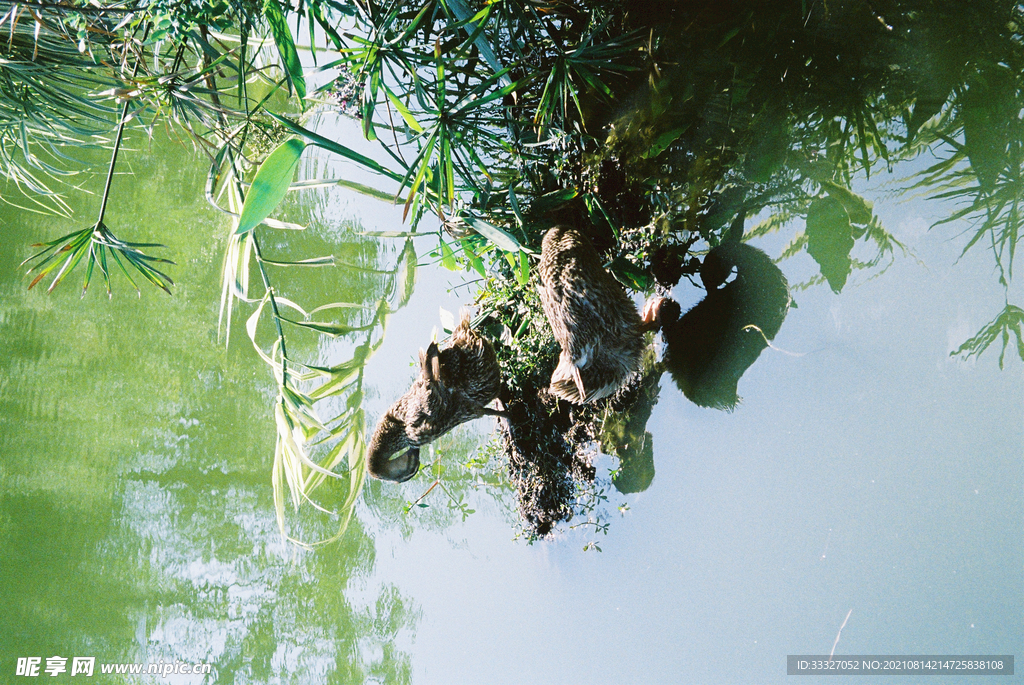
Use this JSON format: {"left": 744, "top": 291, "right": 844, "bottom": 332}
{"left": 411, "top": 479, "right": 440, "bottom": 507}
{"left": 251, "top": 233, "right": 290, "bottom": 380}
{"left": 96, "top": 32, "right": 147, "bottom": 227}
{"left": 95, "top": 98, "right": 128, "bottom": 227}
{"left": 5, "top": 1, "right": 141, "bottom": 14}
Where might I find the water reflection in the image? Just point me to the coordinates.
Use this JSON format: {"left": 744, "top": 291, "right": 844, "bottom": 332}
{"left": 498, "top": 383, "right": 592, "bottom": 536}
{"left": 598, "top": 359, "right": 661, "bottom": 495}
{"left": 654, "top": 220, "right": 791, "bottom": 410}
{"left": 485, "top": 210, "right": 791, "bottom": 523}
{"left": 1, "top": 2, "right": 1022, "bottom": 679}
{"left": 456, "top": 0, "right": 1024, "bottom": 534}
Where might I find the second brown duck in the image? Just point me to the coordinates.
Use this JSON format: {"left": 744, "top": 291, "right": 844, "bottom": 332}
{"left": 537, "top": 226, "right": 646, "bottom": 404}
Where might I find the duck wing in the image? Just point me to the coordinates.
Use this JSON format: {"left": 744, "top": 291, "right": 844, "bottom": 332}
{"left": 540, "top": 278, "right": 602, "bottom": 401}
{"left": 539, "top": 226, "right": 646, "bottom": 403}
{"left": 538, "top": 246, "right": 606, "bottom": 369}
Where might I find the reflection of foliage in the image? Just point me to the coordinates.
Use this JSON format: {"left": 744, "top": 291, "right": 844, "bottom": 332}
{"left": 599, "top": 354, "right": 661, "bottom": 494}
{"left": 499, "top": 384, "right": 589, "bottom": 538}
{"left": 913, "top": 76, "right": 1023, "bottom": 286}
{"left": 362, "top": 426, "right": 509, "bottom": 537}
{"left": 658, "top": 238, "right": 791, "bottom": 409}
{"left": 277, "top": 0, "right": 1023, "bottom": 366}
{"left": 950, "top": 304, "right": 1024, "bottom": 369}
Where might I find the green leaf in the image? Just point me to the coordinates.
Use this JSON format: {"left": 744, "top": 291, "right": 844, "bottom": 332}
{"left": 269, "top": 113, "right": 403, "bottom": 182}
{"left": 357, "top": 230, "right": 423, "bottom": 238}
{"left": 236, "top": 138, "right": 307, "bottom": 234}
{"left": 290, "top": 178, "right": 403, "bottom": 203}
{"left": 264, "top": 0, "right": 306, "bottom": 101}
{"left": 960, "top": 66, "right": 1015, "bottom": 192}
{"left": 646, "top": 126, "right": 689, "bottom": 159}
{"left": 461, "top": 216, "right": 521, "bottom": 252}
{"left": 607, "top": 255, "right": 653, "bottom": 291}
{"left": 805, "top": 196, "right": 855, "bottom": 293}
{"left": 395, "top": 239, "right": 417, "bottom": 308}
{"left": 385, "top": 87, "right": 424, "bottom": 133}
{"left": 440, "top": 239, "right": 456, "bottom": 270}
{"left": 402, "top": 131, "right": 438, "bottom": 220}
{"left": 462, "top": 240, "right": 486, "bottom": 277}
{"left": 516, "top": 250, "right": 530, "bottom": 286}
{"left": 279, "top": 315, "right": 368, "bottom": 337}
{"left": 309, "top": 363, "right": 361, "bottom": 400}
{"left": 820, "top": 180, "right": 873, "bottom": 224}
{"left": 260, "top": 256, "right": 335, "bottom": 267}
{"left": 532, "top": 187, "right": 579, "bottom": 213}
{"left": 508, "top": 187, "right": 524, "bottom": 227}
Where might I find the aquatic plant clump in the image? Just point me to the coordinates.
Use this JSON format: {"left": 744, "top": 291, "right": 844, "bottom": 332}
{"left": 479, "top": 270, "right": 657, "bottom": 537}
{"left": 498, "top": 386, "right": 586, "bottom": 537}
{"left": 495, "top": 359, "right": 662, "bottom": 539}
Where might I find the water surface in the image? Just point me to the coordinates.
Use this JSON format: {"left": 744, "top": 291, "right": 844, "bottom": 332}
{"left": 0, "top": 124, "right": 1021, "bottom": 685}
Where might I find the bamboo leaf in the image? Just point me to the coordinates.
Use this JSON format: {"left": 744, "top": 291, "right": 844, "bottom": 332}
{"left": 508, "top": 186, "right": 524, "bottom": 227}
{"left": 269, "top": 112, "right": 403, "bottom": 182}
{"left": 607, "top": 255, "right": 652, "bottom": 291}
{"left": 236, "top": 138, "right": 307, "bottom": 235}
{"left": 290, "top": 178, "right": 404, "bottom": 203}
{"left": 516, "top": 250, "right": 530, "bottom": 285}
{"left": 462, "top": 240, "right": 486, "bottom": 277}
{"left": 261, "top": 256, "right": 336, "bottom": 267}
{"left": 279, "top": 315, "right": 369, "bottom": 337}
{"left": 385, "top": 87, "right": 424, "bottom": 132}
{"left": 396, "top": 239, "right": 417, "bottom": 308}
{"left": 357, "top": 230, "right": 423, "bottom": 238}
{"left": 440, "top": 238, "right": 456, "bottom": 270}
{"left": 247, "top": 291, "right": 271, "bottom": 344}
{"left": 264, "top": 0, "right": 306, "bottom": 101}
{"left": 263, "top": 218, "right": 307, "bottom": 231}
{"left": 461, "top": 216, "right": 521, "bottom": 252}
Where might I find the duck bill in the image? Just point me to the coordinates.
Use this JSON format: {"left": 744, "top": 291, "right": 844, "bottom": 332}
{"left": 369, "top": 447, "right": 420, "bottom": 483}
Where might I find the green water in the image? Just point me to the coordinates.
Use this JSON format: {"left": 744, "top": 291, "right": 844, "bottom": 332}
{"left": 0, "top": 135, "right": 422, "bottom": 683}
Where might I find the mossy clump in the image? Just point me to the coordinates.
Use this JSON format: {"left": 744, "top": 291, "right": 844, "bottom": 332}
{"left": 478, "top": 274, "right": 663, "bottom": 537}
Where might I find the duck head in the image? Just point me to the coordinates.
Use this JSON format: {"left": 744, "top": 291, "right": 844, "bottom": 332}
{"left": 700, "top": 249, "right": 735, "bottom": 290}
{"left": 366, "top": 412, "right": 420, "bottom": 482}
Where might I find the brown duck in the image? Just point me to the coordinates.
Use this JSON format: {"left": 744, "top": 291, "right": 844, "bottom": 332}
{"left": 368, "top": 311, "right": 503, "bottom": 482}
{"left": 537, "top": 226, "right": 646, "bottom": 404}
